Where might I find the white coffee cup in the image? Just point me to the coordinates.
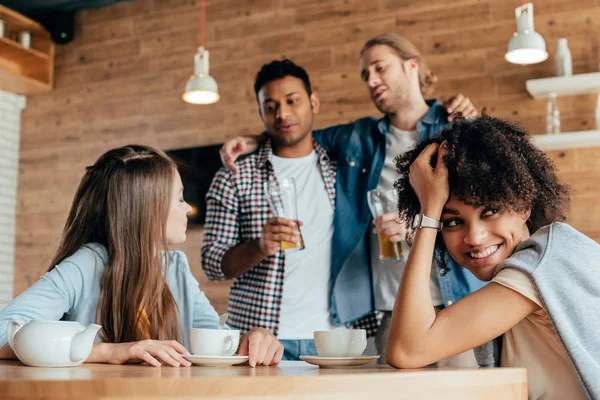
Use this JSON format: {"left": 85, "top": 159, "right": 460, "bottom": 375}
{"left": 314, "top": 329, "right": 367, "bottom": 357}
{"left": 189, "top": 328, "right": 240, "bottom": 356}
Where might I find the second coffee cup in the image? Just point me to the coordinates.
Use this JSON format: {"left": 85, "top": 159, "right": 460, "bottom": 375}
{"left": 188, "top": 328, "right": 240, "bottom": 356}
{"left": 314, "top": 329, "right": 367, "bottom": 357}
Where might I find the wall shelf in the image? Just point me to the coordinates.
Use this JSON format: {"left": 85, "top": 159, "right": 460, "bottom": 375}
{"left": 0, "top": 5, "right": 54, "bottom": 95}
{"left": 531, "top": 130, "right": 600, "bottom": 151}
{"left": 526, "top": 72, "right": 600, "bottom": 99}
{"left": 0, "top": 37, "right": 49, "bottom": 63}
{"left": 526, "top": 73, "right": 600, "bottom": 150}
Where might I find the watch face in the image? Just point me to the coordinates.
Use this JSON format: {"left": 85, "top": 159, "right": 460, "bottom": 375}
{"left": 412, "top": 214, "right": 421, "bottom": 229}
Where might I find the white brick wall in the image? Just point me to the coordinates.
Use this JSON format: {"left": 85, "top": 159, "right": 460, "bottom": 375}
{"left": 0, "top": 90, "right": 25, "bottom": 310}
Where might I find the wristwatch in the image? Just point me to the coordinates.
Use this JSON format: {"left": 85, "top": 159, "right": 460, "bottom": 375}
{"left": 412, "top": 213, "right": 442, "bottom": 230}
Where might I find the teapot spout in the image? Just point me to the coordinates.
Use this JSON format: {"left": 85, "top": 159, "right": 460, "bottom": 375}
{"left": 70, "top": 324, "right": 101, "bottom": 363}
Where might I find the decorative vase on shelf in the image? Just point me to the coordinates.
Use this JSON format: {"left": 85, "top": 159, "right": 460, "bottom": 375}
{"left": 555, "top": 38, "right": 572, "bottom": 77}
{"left": 546, "top": 93, "right": 561, "bottom": 135}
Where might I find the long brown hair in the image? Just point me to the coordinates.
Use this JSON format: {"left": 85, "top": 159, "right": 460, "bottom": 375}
{"left": 48, "top": 145, "right": 181, "bottom": 343}
{"left": 361, "top": 33, "right": 437, "bottom": 96}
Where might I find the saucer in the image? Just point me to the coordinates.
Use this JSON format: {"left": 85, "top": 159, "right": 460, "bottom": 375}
{"left": 183, "top": 355, "right": 249, "bottom": 367}
{"left": 299, "top": 355, "right": 380, "bottom": 368}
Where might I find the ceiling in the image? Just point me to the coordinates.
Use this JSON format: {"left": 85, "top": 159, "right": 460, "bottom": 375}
{"left": 0, "top": 0, "right": 132, "bottom": 17}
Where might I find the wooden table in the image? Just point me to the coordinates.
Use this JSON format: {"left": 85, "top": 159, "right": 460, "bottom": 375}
{"left": 0, "top": 360, "right": 527, "bottom": 399}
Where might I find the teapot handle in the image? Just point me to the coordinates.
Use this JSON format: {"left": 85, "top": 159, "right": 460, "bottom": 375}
{"left": 7, "top": 320, "right": 27, "bottom": 351}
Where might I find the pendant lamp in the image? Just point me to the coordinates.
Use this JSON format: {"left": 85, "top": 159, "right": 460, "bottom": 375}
{"left": 182, "top": 0, "right": 220, "bottom": 104}
{"left": 505, "top": 2, "right": 548, "bottom": 65}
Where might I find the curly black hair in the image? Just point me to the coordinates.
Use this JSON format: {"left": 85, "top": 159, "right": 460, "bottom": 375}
{"left": 394, "top": 112, "right": 571, "bottom": 235}
{"left": 253, "top": 59, "right": 312, "bottom": 101}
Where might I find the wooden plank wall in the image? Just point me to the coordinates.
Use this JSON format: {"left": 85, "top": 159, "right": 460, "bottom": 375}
{"left": 15, "top": 0, "right": 600, "bottom": 312}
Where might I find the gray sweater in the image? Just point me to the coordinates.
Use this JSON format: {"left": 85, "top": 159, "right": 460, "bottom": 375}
{"left": 476, "top": 223, "right": 600, "bottom": 399}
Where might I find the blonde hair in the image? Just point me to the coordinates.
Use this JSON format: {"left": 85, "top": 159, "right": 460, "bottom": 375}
{"left": 361, "top": 33, "right": 437, "bottom": 95}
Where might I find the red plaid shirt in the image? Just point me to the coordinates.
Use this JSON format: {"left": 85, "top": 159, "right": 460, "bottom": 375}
{"left": 202, "top": 140, "right": 380, "bottom": 336}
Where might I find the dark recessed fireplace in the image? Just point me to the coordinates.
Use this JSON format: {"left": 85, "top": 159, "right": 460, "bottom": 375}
{"left": 166, "top": 144, "right": 223, "bottom": 226}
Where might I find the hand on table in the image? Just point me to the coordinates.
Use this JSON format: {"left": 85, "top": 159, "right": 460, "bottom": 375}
{"left": 237, "top": 328, "right": 284, "bottom": 368}
{"left": 103, "top": 340, "right": 191, "bottom": 367}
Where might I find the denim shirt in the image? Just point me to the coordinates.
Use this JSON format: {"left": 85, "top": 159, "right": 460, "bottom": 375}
{"left": 312, "top": 99, "right": 486, "bottom": 325}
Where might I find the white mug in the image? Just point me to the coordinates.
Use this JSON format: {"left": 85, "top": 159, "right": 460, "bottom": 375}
{"left": 314, "top": 329, "right": 367, "bottom": 357}
{"left": 189, "top": 328, "right": 240, "bottom": 356}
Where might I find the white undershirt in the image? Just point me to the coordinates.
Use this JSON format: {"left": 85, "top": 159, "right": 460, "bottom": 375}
{"left": 371, "top": 125, "right": 444, "bottom": 310}
{"left": 270, "top": 151, "right": 338, "bottom": 339}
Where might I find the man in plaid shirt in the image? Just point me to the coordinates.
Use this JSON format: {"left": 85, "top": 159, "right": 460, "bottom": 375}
{"left": 202, "top": 60, "right": 380, "bottom": 360}
{"left": 214, "top": 34, "right": 487, "bottom": 367}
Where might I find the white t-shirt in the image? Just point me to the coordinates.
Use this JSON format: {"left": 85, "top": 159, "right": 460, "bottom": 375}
{"left": 269, "top": 151, "right": 338, "bottom": 339}
{"left": 371, "top": 125, "right": 444, "bottom": 310}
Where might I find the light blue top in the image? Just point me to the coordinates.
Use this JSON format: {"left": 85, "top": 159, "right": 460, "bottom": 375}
{"left": 0, "top": 243, "right": 220, "bottom": 351}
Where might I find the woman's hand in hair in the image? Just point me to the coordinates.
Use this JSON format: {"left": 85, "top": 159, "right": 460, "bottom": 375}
{"left": 237, "top": 328, "right": 284, "bottom": 368}
{"left": 409, "top": 142, "right": 449, "bottom": 219}
{"left": 90, "top": 340, "right": 192, "bottom": 367}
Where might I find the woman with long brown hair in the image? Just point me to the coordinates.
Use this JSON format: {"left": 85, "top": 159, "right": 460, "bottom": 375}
{"left": 0, "top": 145, "right": 283, "bottom": 367}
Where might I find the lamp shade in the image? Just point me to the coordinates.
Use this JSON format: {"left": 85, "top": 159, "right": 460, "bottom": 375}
{"left": 505, "top": 3, "right": 548, "bottom": 65}
{"left": 183, "top": 47, "right": 220, "bottom": 104}
{"left": 183, "top": 74, "right": 219, "bottom": 104}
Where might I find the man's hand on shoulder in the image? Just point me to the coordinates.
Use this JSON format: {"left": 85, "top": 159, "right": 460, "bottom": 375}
{"left": 443, "top": 94, "right": 477, "bottom": 122}
{"left": 220, "top": 136, "right": 261, "bottom": 175}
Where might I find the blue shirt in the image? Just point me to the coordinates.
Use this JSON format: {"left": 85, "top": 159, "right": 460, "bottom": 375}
{"left": 0, "top": 243, "right": 220, "bottom": 351}
{"left": 313, "top": 99, "right": 487, "bottom": 324}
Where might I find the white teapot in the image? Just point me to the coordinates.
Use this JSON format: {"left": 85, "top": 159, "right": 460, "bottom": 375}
{"left": 7, "top": 320, "right": 101, "bottom": 367}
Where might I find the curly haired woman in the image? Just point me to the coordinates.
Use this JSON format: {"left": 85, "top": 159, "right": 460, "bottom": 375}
{"left": 387, "top": 113, "right": 599, "bottom": 399}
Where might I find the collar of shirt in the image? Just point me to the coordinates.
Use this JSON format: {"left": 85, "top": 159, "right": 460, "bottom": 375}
{"left": 256, "top": 137, "right": 337, "bottom": 208}
{"left": 376, "top": 99, "right": 448, "bottom": 140}
{"left": 256, "top": 136, "right": 332, "bottom": 167}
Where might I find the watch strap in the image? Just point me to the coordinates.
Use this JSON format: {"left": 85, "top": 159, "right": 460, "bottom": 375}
{"left": 413, "top": 213, "right": 442, "bottom": 230}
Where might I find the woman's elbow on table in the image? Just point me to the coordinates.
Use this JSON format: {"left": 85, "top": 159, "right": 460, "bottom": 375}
{"left": 386, "top": 341, "right": 430, "bottom": 369}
